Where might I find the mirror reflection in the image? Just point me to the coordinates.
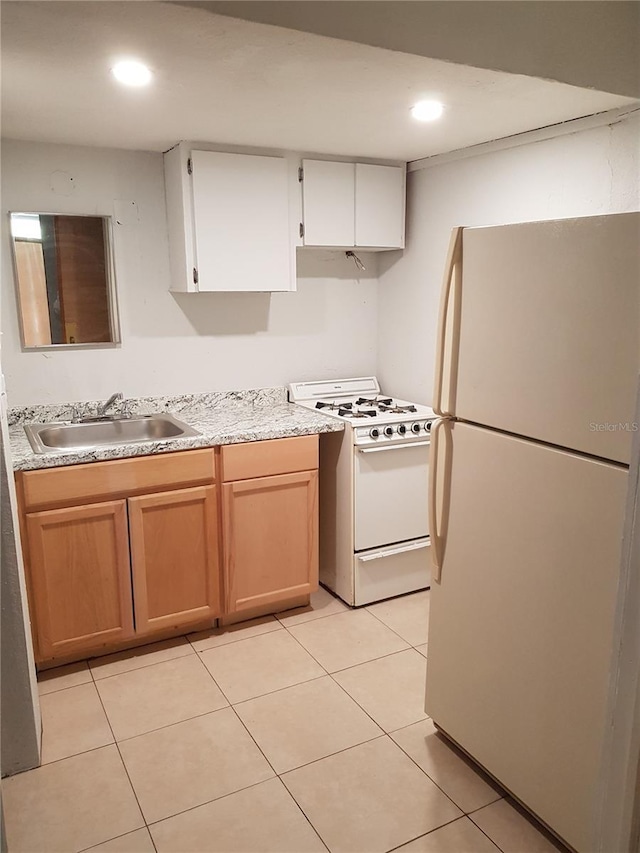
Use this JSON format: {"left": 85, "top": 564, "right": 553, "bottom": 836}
{"left": 10, "top": 212, "right": 119, "bottom": 348}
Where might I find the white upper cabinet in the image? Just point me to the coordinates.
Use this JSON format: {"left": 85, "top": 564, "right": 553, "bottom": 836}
{"left": 355, "top": 163, "right": 405, "bottom": 249}
{"left": 300, "top": 160, "right": 355, "bottom": 247}
{"left": 300, "top": 159, "right": 405, "bottom": 250}
{"left": 164, "top": 144, "right": 295, "bottom": 293}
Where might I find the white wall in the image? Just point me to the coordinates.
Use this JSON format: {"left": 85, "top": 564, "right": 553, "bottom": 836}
{"left": 377, "top": 114, "right": 640, "bottom": 405}
{"left": 1, "top": 140, "right": 378, "bottom": 406}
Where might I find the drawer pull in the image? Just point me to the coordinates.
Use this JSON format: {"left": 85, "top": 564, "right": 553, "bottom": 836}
{"left": 358, "top": 540, "right": 430, "bottom": 561}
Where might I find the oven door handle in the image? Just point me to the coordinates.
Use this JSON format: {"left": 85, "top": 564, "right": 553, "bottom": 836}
{"left": 358, "top": 540, "right": 430, "bottom": 561}
{"left": 357, "top": 440, "right": 430, "bottom": 453}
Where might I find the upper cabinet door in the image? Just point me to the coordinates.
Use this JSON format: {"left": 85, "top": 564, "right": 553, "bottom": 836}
{"left": 355, "top": 164, "right": 405, "bottom": 249}
{"left": 301, "top": 160, "right": 355, "bottom": 247}
{"left": 190, "top": 150, "right": 294, "bottom": 292}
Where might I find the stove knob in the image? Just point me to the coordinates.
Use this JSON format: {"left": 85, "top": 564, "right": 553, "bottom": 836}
{"left": 397, "top": 424, "right": 407, "bottom": 435}
{"left": 425, "top": 421, "right": 433, "bottom": 432}
{"left": 370, "top": 428, "right": 380, "bottom": 439}
{"left": 411, "top": 423, "right": 421, "bottom": 434}
{"left": 384, "top": 426, "right": 394, "bottom": 437}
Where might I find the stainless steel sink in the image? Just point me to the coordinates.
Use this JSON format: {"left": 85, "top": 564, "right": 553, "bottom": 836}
{"left": 24, "top": 414, "right": 200, "bottom": 454}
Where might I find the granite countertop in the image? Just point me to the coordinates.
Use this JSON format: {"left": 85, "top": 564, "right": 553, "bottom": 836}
{"left": 9, "top": 388, "right": 344, "bottom": 471}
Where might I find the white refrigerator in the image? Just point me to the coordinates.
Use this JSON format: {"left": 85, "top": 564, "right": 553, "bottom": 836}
{"left": 425, "top": 212, "right": 640, "bottom": 853}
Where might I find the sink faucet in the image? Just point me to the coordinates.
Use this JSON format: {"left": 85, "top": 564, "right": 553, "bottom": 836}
{"left": 97, "top": 392, "right": 123, "bottom": 418}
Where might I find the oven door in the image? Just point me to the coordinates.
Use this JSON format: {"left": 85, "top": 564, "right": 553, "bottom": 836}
{"left": 354, "top": 439, "right": 430, "bottom": 551}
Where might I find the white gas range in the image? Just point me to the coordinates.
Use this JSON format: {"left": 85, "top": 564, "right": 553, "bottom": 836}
{"left": 289, "top": 377, "right": 436, "bottom": 605}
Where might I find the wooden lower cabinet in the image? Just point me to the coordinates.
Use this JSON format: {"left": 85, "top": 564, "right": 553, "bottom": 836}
{"left": 26, "top": 500, "right": 134, "bottom": 659}
{"left": 19, "top": 439, "right": 321, "bottom": 664}
{"left": 128, "top": 486, "right": 221, "bottom": 633}
{"left": 223, "top": 470, "right": 319, "bottom": 613}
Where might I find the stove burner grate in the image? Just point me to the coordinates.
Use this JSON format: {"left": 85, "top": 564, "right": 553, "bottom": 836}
{"left": 378, "top": 403, "right": 418, "bottom": 414}
{"left": 316, "top": 401, "right": 352, "bottom": 410}
{"left": 339, "top": 408, "right": 377, "bottom": 418}
{"left": 355, "top": 396, "right": 393, "bottom": 407}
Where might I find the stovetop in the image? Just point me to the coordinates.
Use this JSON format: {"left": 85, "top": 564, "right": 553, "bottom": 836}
{"left": 311, "top": 395, "right": 426, "bottom": 422}
{"left": 288, "top": 377, "right": 436, "bottom": 429}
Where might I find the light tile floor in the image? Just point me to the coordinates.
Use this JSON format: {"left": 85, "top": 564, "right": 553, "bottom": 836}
{"left": 4, "top": 587, "right": 570, "bottom": 853}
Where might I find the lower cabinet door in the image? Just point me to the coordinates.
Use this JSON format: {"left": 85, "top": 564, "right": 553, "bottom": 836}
{"left": 128, "top": 485, "right": 221, "bottom": 633}
{"left": 223, "top": 470, "right": 318, "bottom": 613}
{"left": 26, "top": 500, "right": 134, "bottom": 660}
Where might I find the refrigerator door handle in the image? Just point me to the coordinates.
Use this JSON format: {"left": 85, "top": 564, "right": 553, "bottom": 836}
{"left": 433, "top": 227, "right": 463, "bottom": 417}
{"left": 429, "top": 417, "right": 450, "bottom": 582}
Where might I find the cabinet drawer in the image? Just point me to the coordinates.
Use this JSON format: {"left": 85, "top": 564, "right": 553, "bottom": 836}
{"left": 221, "top": 435, "right": 318, "bottom": 482}
{"left": 20, "top": 449, "right": 216, "bottom": 511}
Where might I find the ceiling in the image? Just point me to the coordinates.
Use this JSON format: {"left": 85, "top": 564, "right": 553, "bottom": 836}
{"left": 182, "top": 1, "right": 640, "bottom": 99}
{"left": 1, "top": 1, "right": 635, "bottom": 162}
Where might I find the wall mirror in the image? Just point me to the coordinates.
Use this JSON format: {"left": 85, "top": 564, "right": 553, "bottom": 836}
{"left": 10, "top": 212, "right": 120, "bottom": 349}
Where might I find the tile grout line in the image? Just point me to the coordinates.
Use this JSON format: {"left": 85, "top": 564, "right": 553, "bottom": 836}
{"left": 112, "top": 705, "right": 232, "bottom": 746}
{"left": 144, "top": 777, "right": 290, "bottom": 833}
{"left": 144, "top": 775, "right": 331, "bottom": 852}
{"left": 384, "top": 814, "right": 488, "bottom": 853}
{"left": 88, "top": 645, "right": 196, "bottom": 683}
{"left": 387, "top": 730, "right": 504, "bottom": 822}
{"left": 277, "top": 773, "right": 333, "bottom": 853}
{"left": 327, "top": 668, "right": 427, "bottom": 737}
{"left": 36, "top": 663, "right": 93, "bottom": 696}
{"left": 323, "top": 669, "right": 390, "bottom": 734}
{"left": 38, "top": 636, "right": 197, "bottom": 691}
{"left": 77, "top": 826, "right": 155, "bottom": 853}
{"left": 327, "top": 644, "right": 426, "bottom": 677}
{"left": 274, "top": 604, "right": 351, "bottom": 629}
{"left": 280, "top": 731, "right": 389, "bottom": 778}
{"left": 91, "top": 683, "right": 158, "bottom": 852}
{"left": 224, "top": 706, "right": 331, "bottom": 853}
{"left": 466, "top": 798, "right": 569, "bottom": 853}
{"left": 37, "top": 741, "right": 116, "bottom": 771}
{"left": 364, "top": 600, "right": 430, "bottom": 649}
{"left": 187, "top": 641, "right": 337, "bottom": 708}
{"left": 38, "top": 671, "right": 113, "bottom": 768}
{"left": 186, "top": 618, "right": 285, "bottom": 653}
{"left": 463, "top": 814, "right": 506, "bottom": 853}
{"left": 278, "top": 609, "right": 413, "bottom": 674}
{"left": 230, "top": 673, "right": 329, "bottom": 707}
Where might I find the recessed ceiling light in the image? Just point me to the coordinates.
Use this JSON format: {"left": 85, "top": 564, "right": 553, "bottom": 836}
{"left": 411, "top": 100, "right": 444, "bottom": 122}
{"left": 111, "top": 60, "right": 153, "bottom": 87}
